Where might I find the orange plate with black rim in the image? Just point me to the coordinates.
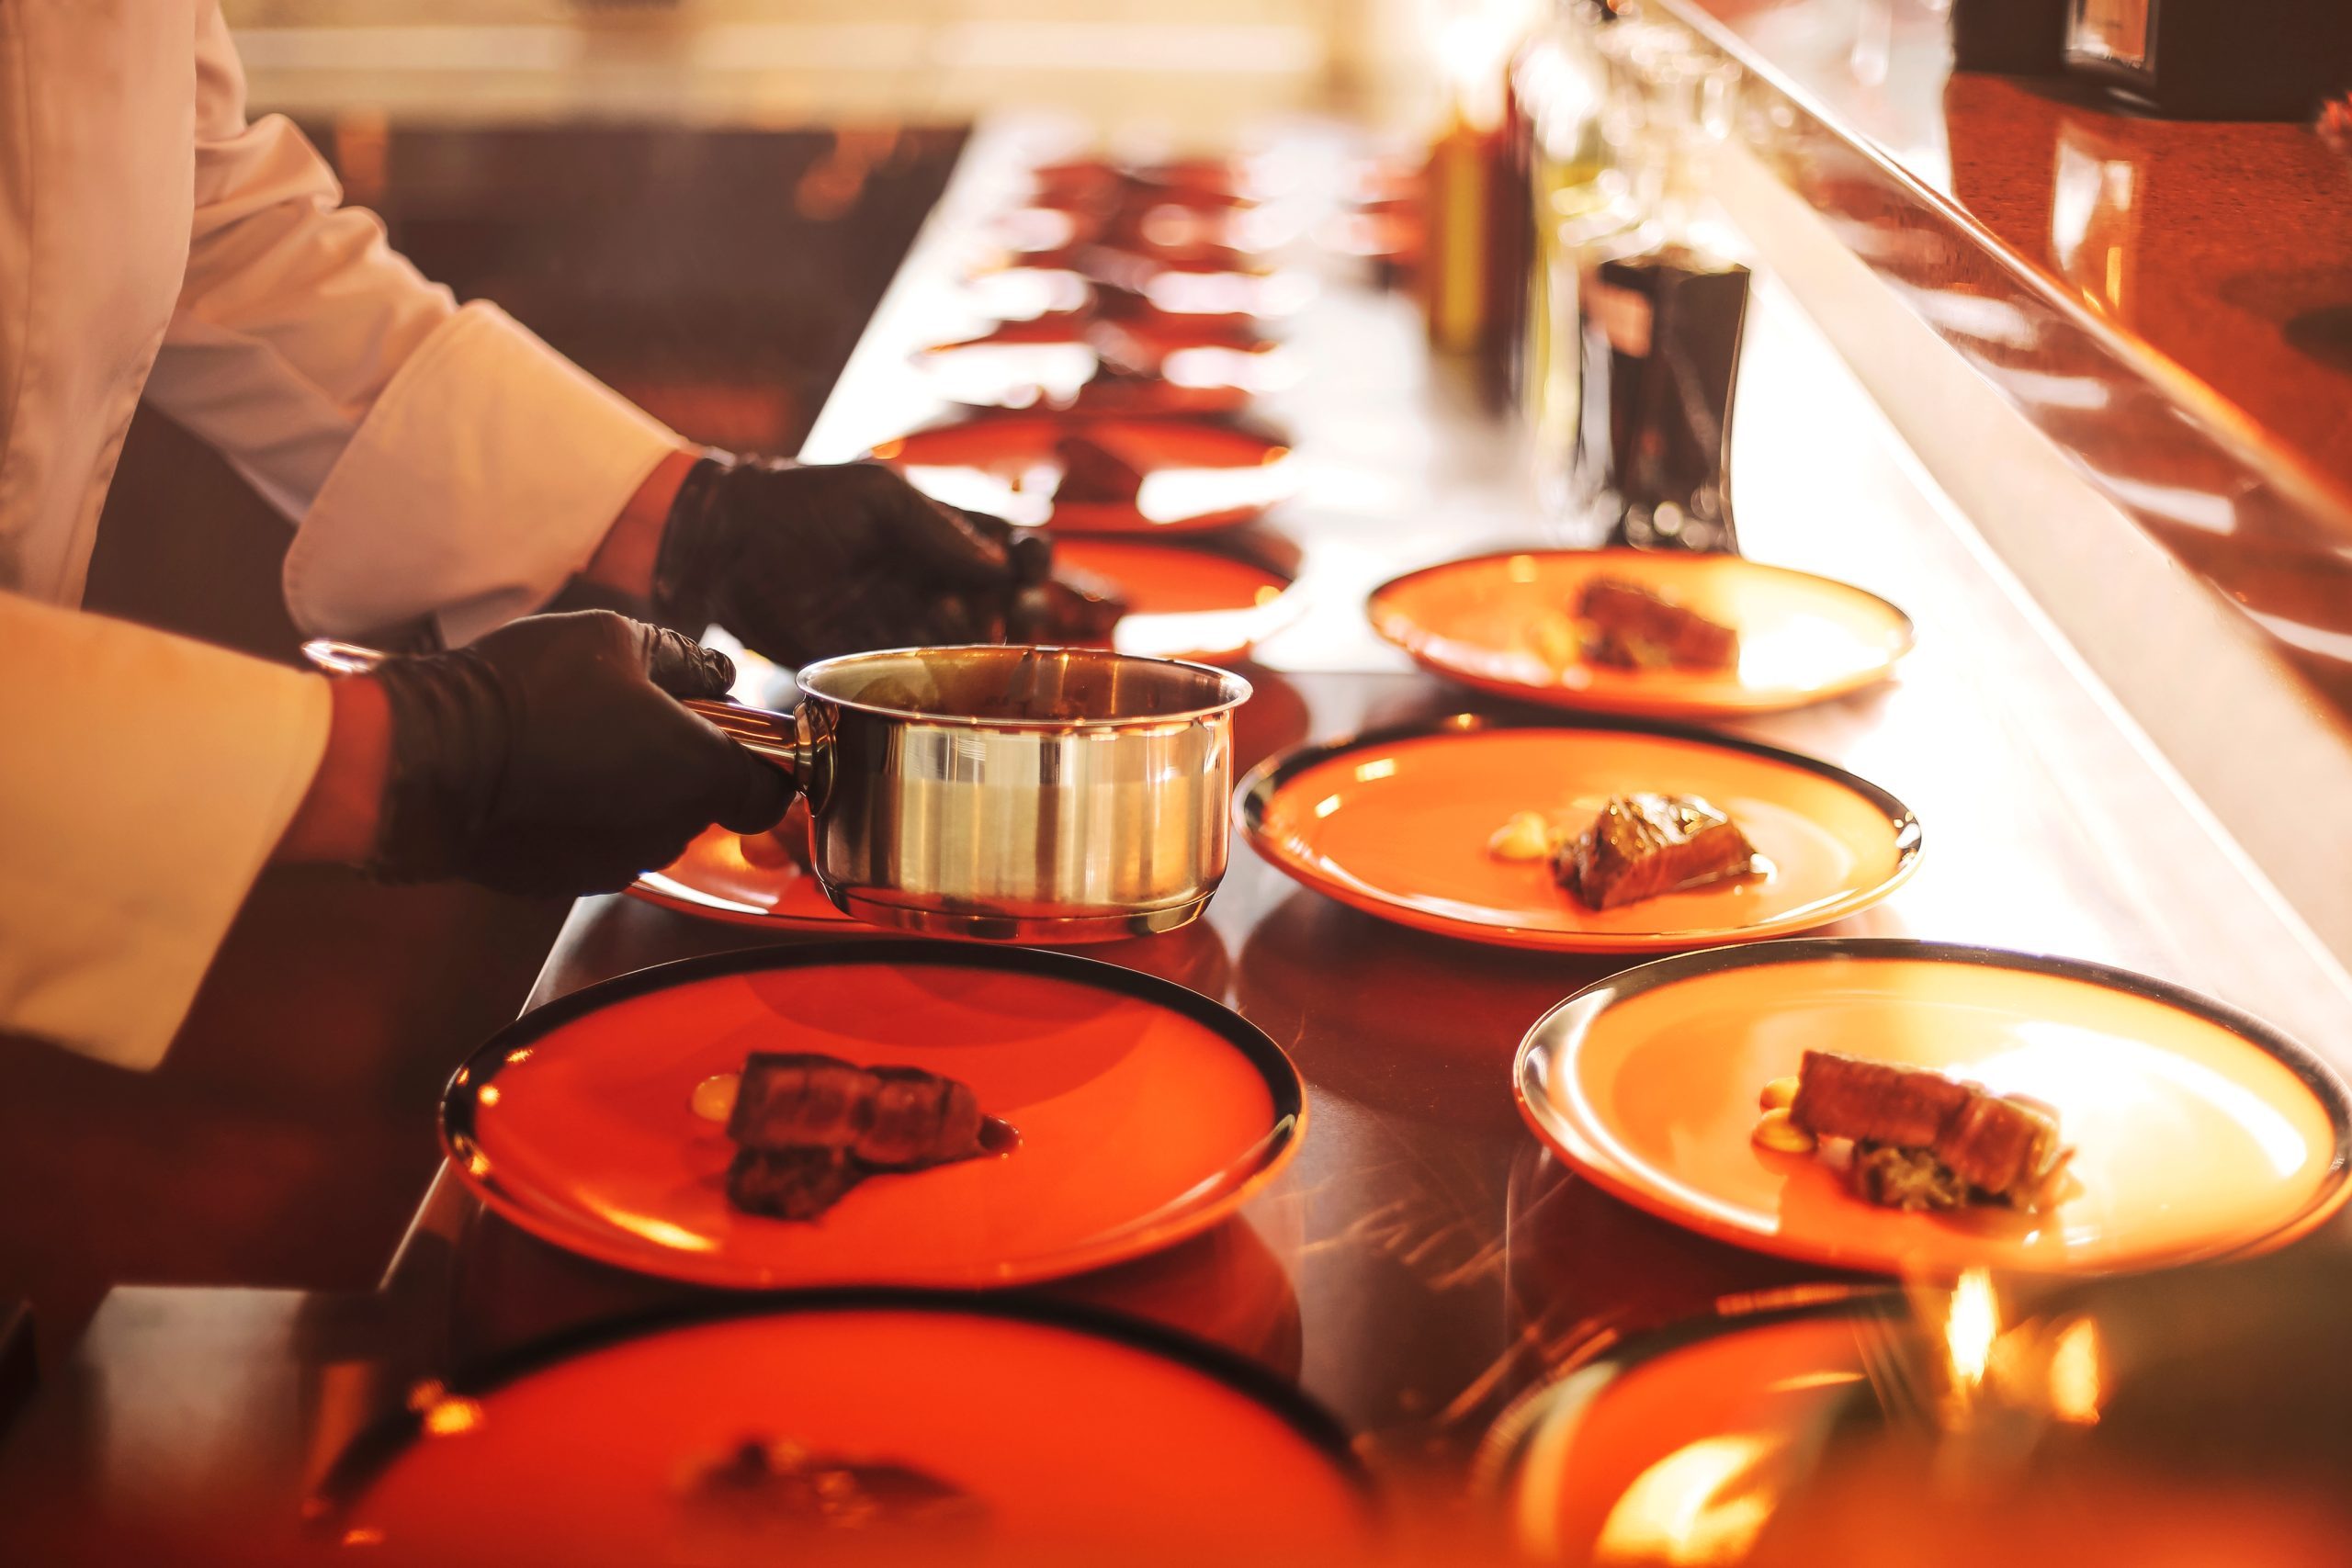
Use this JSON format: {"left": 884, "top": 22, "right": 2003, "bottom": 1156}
{"left": 318, "top": 1301, "right": 1374, "bottom": 1566}
{"left": 632, "top": 802, "right": 846, "bottom": 930}
{"left": 872, "top": 412, "right": 1292, "bottom": 535}
{"left": 1367, "top": 549, "right": 1915, "bottom": 718}
{"left": 1513, "top": 939, "right": 2352, "bottom": 1277}
{"left": 1238, "top": 716, "right": 1921, "bottom": 953}
{"left": 441, "top": 943, "right": 1305, "bottom": 1290}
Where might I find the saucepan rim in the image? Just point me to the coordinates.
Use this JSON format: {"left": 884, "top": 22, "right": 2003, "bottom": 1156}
{"left": 796, "top": 644, "right": 1252, "bottom": 731}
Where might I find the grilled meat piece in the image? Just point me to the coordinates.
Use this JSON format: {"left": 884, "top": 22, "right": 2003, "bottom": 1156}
{"left": 1936, "top": 1090, "right": 2064, "bottom": 1198}
{"left": 1790, "top": 1049, "right": 2067, "bottom": 1210}
{"left": 1787, "top": 1051, "right": 1974, "bottom": 1153}
{"left": 728, "top": 1054, "right": 985, "bottom": 1169}
{"left": 1053, "top": 433, "right": 1146, "bottom": 503}
{"left": 1555, "top": 794, "right": 1758, "bottom": 909}
{"left": 1575, "top": 577, "right": 1739, "bottom": 672}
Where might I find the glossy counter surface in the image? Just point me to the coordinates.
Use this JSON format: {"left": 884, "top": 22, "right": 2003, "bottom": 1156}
{"left": 1673, "top": 0, "right": 2352, "bottom": 719}
{"left": 6, "top": 114, "right": 2352, "bottom": 1561}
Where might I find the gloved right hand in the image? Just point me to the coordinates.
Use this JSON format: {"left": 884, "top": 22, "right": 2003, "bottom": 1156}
{"left": 365, "top": 610, "right": 790, "bottom": 896}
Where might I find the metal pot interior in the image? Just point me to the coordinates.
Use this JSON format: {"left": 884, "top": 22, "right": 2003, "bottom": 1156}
{"left": 798, "top": 646, "right": 1250, "bottom": 728}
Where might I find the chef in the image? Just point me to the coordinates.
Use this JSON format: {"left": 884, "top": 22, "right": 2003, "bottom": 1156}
{"left": 0, "top": 5, "right": 1052, "bottom": 1069}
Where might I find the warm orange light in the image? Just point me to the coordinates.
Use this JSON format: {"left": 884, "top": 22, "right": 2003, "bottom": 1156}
{"left": 1942, "top": 1268, "right": 1998, "bottom": 1401}
{"left": 422, "top": 1397, "right": 486, "bottom": 1438}
{"left": 2048, "top": 1317, "right": 2104, "bottom": 1425}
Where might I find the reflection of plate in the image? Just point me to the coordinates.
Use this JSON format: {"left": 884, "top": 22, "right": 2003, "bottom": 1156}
{"left": 1238, "top": 716, "right": 1921, "bottom": 953}
{"left": 442, "top": 943, "right": 1305, "bottom": 1290}
{"left": 874, "top": 413, "right": 1293, "bottom": 536}
{"left": 1368, "top": 550, "right": 1915, "bottom": 718}
{"left": 1513, "top": 939, "right": 2352, "bottom": 1276}
{"left": 1482, "top": 1298, "right": 1890, "bottom": 1566}
{"left": 321, "top": 1300, "right": 1373, "bottom": 1565}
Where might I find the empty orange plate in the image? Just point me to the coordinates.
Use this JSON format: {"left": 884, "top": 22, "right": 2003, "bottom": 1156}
{"left": 1367, "top": 549, "right": 1915, "bottom": 717}
{"left": 442, "top": 943, "right": 1305, "bottom": 1289}
{"left": 319, "top": 1302, "right": 1373, "bottom": 1565}
{"left": 873, "top": 412, "right": 1293, "bottom": 535}
{"left": 1514, "top": 939, "right": 2352, "bottom": 1276}
{"left": 1238, "top": 716, "right": 1921, "bottom": 953}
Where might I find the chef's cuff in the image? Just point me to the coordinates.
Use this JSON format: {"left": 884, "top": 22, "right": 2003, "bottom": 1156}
{"left": 282, "top": 300, "right": 684, "bottom": 648}
{"left": 0, "top": 598, "right": 331, "bottom": 1071}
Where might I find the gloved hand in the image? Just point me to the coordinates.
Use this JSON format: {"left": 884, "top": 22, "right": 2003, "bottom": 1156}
{"left": 366, "top": 610, "right": 790, "bottom": 896}
{"left": 654, "top": 455, "right": 1023, "bottom": 667}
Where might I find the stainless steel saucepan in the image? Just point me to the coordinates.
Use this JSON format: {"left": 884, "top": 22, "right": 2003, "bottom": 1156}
{"left": 303, "top": 640, "right": 1251, "bottom": 942}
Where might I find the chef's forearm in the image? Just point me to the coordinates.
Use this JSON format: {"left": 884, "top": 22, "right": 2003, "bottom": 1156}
{"left": 273, "top": 677, "right": 390, "bottom": 866}
{"left": 581, "top": 446, "right": 702, "bottom": 603}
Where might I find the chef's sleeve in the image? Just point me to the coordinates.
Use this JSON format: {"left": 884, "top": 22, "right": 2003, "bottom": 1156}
{"left": 139, "top": 4, "right": 684, "bottom": 648}
{"left": 0, "top": 593, "right": 331, "bottom": 1070}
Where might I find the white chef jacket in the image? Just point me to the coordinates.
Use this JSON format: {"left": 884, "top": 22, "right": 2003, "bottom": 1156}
{"left": 0, "top": 2, "right": 684, "bottom": 1069}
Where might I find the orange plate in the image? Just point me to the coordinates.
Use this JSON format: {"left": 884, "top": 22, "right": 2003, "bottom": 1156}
{"left": 1514, "top": 939, "right": 2352, "bottom": 1277}
{"left": 873, "top": 412, "right": 1293, "bottom": 535}
{"left": 442, "top": 943, "right": 1305, "bottom": 1290}
{"left": 1057, "top": 537, "right": 1298, "bottom": 660}
{"left": 1238, "top": 716, "right": 1922, "bottom": 953}
{"left": 632, "top": 803, "right": 846, "bottom": 929}
{"left": 1367, "top": 549, "right": 1915, "bottom": 717}
{"left": 1483, "top": 1299, "right": 1889, "bottom": 1563}
{"left": 320, "top": 1301, "right": 1373, "bottom": 1565}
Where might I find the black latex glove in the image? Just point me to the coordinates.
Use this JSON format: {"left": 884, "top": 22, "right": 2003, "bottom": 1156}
{"left": 654, "top": 455, "right": 1021, "bottom": 667}
{"left": 367, "top": 610, "right": 790, "bottom": 896}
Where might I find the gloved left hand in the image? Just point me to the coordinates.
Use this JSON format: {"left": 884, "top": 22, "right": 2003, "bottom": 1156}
{"left": 654, "top": 455, "right": 1021, "bottom": 667}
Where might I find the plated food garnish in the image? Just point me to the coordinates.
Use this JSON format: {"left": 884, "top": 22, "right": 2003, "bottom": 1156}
{"left": 1486, "top": 792, "right": 1763, "bottom": 909}
{"left": 1754, "top": 1049, "right": 2075, "bottom": 1213}
{"left": 695, "top": 1053, "right": 1015, "bottom": 1222}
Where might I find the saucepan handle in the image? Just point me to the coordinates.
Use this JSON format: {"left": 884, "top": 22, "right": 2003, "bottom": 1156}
{"left": 299, "top": 638, "right": 810, "bottom": 792}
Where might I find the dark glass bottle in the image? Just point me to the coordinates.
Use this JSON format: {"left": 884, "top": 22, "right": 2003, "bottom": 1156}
{"left": 1567, "top": 43, "right": 1747, "bottom": 555}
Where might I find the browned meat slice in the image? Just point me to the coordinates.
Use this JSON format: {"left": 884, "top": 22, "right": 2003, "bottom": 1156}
{"left": 728, "top": 1054, "right": 866, "bottom": 1153}
{"left": 1788, "top": 1050, "right": 1974, "bottom": 1153}
{"left": 1554, "top": 794, "right": 1758, "bottom": 909}
{"left": 728, "top": 1053, "right": 985, "bottom": 1169}
{"left": 725, "top": 1147, "right": 866, "bottom": 1222}
{"left": 1575, "top": 577, "right": 1740, "bottom": 672}
{"left": 1791, "top": 1050, "right": 2068, "bottom": 1210}
{"left": 1053, "top": 433, "right": 1147, "bottom": 503}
